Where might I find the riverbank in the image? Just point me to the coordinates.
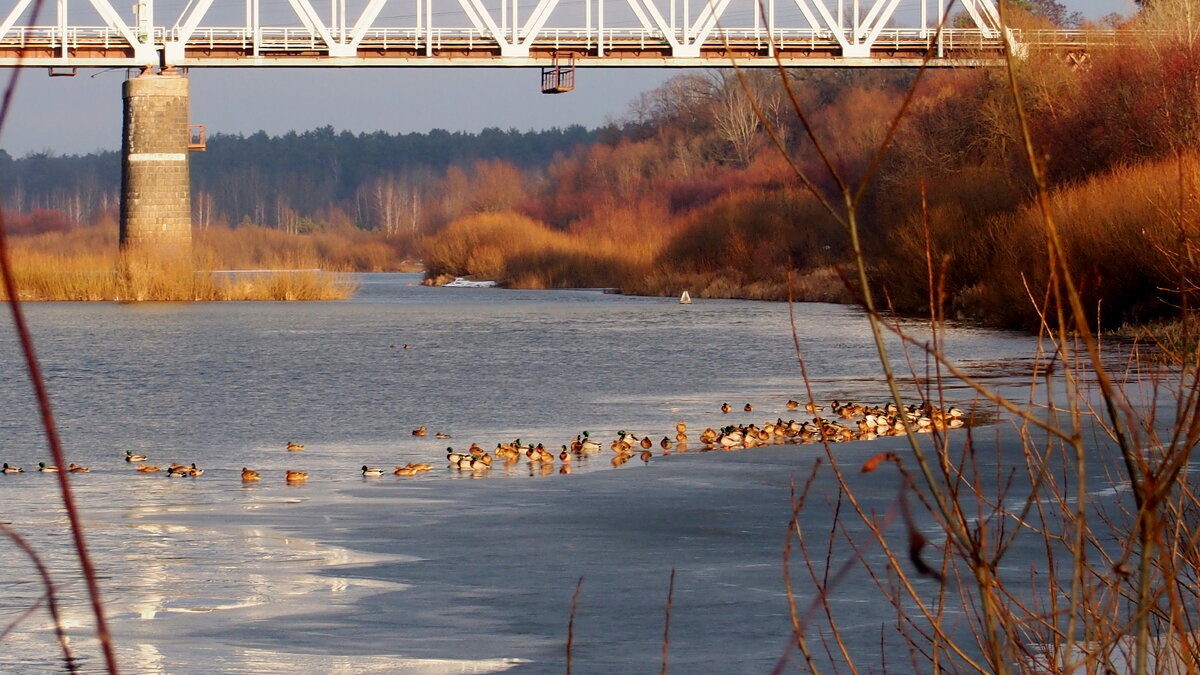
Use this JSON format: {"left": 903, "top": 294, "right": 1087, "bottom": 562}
{"left": 616, "top": 265, "right": 859, "bottom": 304}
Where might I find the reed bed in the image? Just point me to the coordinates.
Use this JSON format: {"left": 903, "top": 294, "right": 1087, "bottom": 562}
{"left": 0, "top": 251, "right": 355, "bottom": 301}
{"left": 198, "top": 224, "right": 417, "bottom": 272}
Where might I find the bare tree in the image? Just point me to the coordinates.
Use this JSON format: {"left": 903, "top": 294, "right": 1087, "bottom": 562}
{"left": 705, "top": 70, "right": 771, "bottom": 167}
{"left": 276, "top": 197, "right": 299, "bottom": 234}
{"left": 194, "top": 191, "right": 216, "bottom": 230}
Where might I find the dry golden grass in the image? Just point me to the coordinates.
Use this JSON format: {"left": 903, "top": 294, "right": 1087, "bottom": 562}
{"left": 1, "top": 224, "right": 369, "bottom": 301}
{"left": 2, "top": 251, "right": 118, "bottom": 301}
{"left": 198, "top": 225, "right": 418, "bottom": 272}
{"left": 194, "top": 269, "right": 357, "bottom": 301}
{"left": 0, "top": 250, "right": 356, "bottom": 302}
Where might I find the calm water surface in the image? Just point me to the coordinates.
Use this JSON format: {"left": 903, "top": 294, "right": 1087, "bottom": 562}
{"left": 0, "top": 274, "right": 1088, "bottom": 673}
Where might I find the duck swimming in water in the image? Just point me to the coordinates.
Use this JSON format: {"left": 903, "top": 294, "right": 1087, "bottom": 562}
{"left": 3, "top": 463, "right": 23, "bottom": 474}
{"left": 68, "top": 464, "right": 90, "bottom": 473}
{"left": 125, "top": 450, "right": 148, "bottom": 462}
{"left": 241, "top": 468, "right": 261, "bottom": 481}
{"left": 38, "top": 462, "right": 59, "bottom": 473}
{"left": 720, "top": 402, "right": 732, "bottom": 414}
{"left": 285, "top": 470, "right": 308, "bottom": 482}
{"left": 361, "top": 465, "right": 385, "bottom": 477}
{"left": 286, "top": 441, "right": 305, "bottom": 451}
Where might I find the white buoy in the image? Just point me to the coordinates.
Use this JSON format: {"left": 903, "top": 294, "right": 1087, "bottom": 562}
{"left": 680, "top": 291, "right": 692, "bottom": 305}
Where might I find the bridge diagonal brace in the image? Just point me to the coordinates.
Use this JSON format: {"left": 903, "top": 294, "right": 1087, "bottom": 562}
{"left": 625, "top": 0, "right": 679, "bottom": 50}
{"left": 623, "top": 0, "right": 670, "bottom": 43}
{"left": 959, "top": 0, "right": 1023, "bottom": 54}
{"left": 688, "top": 0, "right": 736, "bottom": 50}
{"left": 85, "top": 0, "right": 141, "bottom": 51}
{"left": 792, "top": 0, "right": 851, "bottom": 53}
{"left": 454, "top": 0, "right": 487, "bottom": 34}
{"left": 789, "top": 0, "right": 823, "bottom": 32}
{"left": 860, "top": 0, "right": 905, "bottom": 45}
{"left": 347, "top": 0, "right": 392, "bottom": 49}
{"left": 518, "top": 0, "right": 561, "bottom": 47}
{"left": 959, "top": 0, "right": 999, "bottom": 37}
{"left": 164, "top": 0, "right": 215, "bottom": 63}
{"left": 0, "top": 0, "right": 35, "bottom": 40}
{"left": 283, "top": 0, "right": 339, "bottom": 50}
{"left": 456, "top": 0, "right": 522, "bottom": 57}
{"left": 858, "top": 0, "right": 890, "bottom": 37}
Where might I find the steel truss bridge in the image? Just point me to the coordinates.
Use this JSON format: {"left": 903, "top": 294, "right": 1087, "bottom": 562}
{"left": 0, "top": 0, "right": 1116, "bottom": 69}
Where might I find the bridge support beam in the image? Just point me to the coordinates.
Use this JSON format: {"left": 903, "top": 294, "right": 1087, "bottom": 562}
{"left": 119, "top": 69, "right": 193, "bottom": 270}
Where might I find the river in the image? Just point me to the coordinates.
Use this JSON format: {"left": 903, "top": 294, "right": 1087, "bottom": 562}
{"left": 0, "top": 273, "right": 1133, "bottom": 673}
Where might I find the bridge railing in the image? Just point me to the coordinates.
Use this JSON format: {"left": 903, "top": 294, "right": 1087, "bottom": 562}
{"left": 1, "top": 25, "right": 1025, "bottom": 46}
{"left": 0, "top": 25, "right": 1140, "bottom": 61}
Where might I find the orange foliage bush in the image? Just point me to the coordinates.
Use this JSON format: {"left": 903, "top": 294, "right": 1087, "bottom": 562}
{"left": 879, "top": 153, "right": 1200, "bottom": 328}
{"left": 421, "top": 211, "right": 650, "bottom": 288}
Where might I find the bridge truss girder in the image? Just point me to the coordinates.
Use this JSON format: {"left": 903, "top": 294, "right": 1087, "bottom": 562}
{"left": 0, "top": 0, "right": 1023, "bottom": 67}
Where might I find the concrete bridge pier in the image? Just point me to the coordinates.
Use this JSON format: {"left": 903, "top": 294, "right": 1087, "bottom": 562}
{"left": 119, "top": 68, "right": 192, "bottom": 268}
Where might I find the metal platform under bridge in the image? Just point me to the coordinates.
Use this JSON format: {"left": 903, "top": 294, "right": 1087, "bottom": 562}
{"left": 0, "top": 0, "right": 1120, "bottom": 69}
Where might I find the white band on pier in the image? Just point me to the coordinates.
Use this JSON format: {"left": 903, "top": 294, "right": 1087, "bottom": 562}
{"left": 128, "top": 153, "right": 187, "bottom": 162}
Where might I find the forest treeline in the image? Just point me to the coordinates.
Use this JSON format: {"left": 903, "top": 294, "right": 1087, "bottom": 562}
{"left": 0, "top": 124, "right": 606, "bottom": 233}
{"left": 5, "top": 0, "right": 1199, "bottom": 329}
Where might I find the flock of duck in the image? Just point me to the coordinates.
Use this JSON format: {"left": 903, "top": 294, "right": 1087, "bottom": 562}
{"left": 429, "top": 398, "right": 967, "bottom": 474}
{"left": 0, "top": 399, "right": 967, "bottom": 483}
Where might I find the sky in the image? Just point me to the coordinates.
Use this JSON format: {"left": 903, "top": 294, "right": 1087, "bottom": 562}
{"left": 0, "top": 0, "right": 1136, "bottom": 157}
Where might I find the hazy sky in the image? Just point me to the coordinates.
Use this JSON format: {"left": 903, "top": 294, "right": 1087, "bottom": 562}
{"left": 0, "top": 0, "right": 1135, "bottom": 157}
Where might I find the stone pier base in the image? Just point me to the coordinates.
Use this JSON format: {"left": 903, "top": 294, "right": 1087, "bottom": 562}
{"left": 120, "top": 70, "right": 192, "bottom": 263}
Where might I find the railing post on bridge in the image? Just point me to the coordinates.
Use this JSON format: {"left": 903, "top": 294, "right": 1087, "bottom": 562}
{"left": 119, "top": 67, "right": 194, "bottom": 294}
